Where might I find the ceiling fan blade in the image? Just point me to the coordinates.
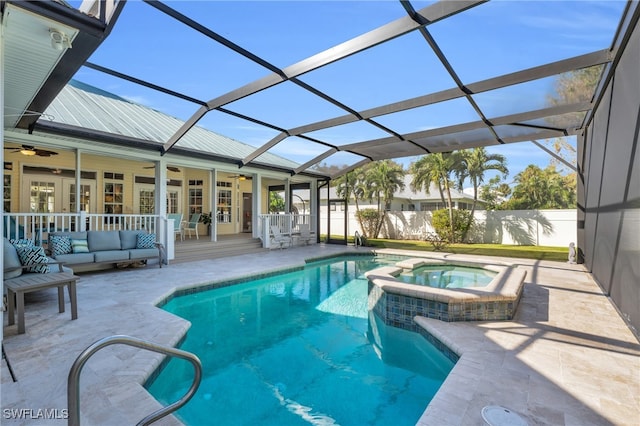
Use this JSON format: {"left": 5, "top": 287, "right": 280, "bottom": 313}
{"left": 35, "top": 149, "right": 58, "bottom": 157}
{"left": 144, "top": 165, "right": 181, "bottom": 172}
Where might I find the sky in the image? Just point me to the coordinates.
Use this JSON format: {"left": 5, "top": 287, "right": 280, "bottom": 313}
{"left": 67, "top": 0, "right": 626, "bottom": 188}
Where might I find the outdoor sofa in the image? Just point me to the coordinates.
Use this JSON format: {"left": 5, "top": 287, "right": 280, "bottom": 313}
{"left": 47, "top": 230, "right": 163, "bottom": 272}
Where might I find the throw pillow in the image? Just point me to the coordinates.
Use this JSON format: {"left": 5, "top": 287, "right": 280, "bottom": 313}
{"left": 136, "top": 233, "right": 156, "bottom": 249}
{"left": 15, "top": 245, "right": 50, "bottom": 273}
{"left": 10, "top": 238, "right": 34, "bottom": 247}
{"left": 71, "top": 239, "right": 90, "bottom": 253}
{"left": 50, "top": 235, "right": 73, "bottom": 256}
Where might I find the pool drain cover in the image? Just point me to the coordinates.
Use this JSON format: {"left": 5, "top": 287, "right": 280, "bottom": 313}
{"left": 481, "top": 405, "right": 527, "bottom": 426}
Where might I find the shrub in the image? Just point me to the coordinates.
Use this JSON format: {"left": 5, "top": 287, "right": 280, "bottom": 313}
{"left": 356, "top": 208, "right": 383, "bottom": 238}
{"left": 431, "top": 208, "right": 474, "bottom": 243}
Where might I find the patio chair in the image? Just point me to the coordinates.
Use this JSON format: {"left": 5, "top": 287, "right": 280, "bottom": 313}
{"left": 3, "top": 216, "right": 25, "bottom": 240}
{"left": 270, "top": 225, "right": 291, "bottom": 249}
{"left": 298, "top": 224, "right": 312, "bottom": 245}
{"left": 182, "top": 213, "right": 201, "bottom": 239}
{"left": 167, "top": 213, "right": 183, "bottom": 241}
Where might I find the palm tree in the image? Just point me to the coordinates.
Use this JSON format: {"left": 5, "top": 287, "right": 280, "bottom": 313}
{"left": 455, "top": 147, "right": 508, "bottom": 241}
{"left": 333, "top": 168, "right": 367, "bottom": 231}
{"left": 363, "top": 160, "right": 405, "bottom": 237}
{"left": 410, "top": 153, "right": 457, "bottom": 241}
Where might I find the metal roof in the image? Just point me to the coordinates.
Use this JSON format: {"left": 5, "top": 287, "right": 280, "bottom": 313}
{"left": 41, "top": 79, "right": 300, "bottom": 169}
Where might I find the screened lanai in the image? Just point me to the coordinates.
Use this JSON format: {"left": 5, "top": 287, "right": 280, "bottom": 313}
{"left": 1, "top": 0, "right": 633, "bottom": 177}
{"left": 2, "top": 0, "right": 639, "bottom": 332}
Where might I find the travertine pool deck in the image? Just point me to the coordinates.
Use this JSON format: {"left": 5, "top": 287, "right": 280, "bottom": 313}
{"left": 2, "top": 245, "right": 639, "bottom": 425}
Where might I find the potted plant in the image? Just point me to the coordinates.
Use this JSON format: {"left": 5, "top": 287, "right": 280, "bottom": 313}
{"left": 200, "top": 212, "right": 213, "bottom": 235}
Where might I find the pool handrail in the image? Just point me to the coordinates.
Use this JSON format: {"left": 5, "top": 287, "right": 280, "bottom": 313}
{"left": 354, "top": 231, "right": 362, "bottom": 248}
{"left": 67, "top": 334, "right": 202, "bottom": 426}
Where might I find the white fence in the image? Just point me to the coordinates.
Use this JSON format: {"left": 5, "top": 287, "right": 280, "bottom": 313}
{"left": 319, "top": 207, "right": 577, "bottom": 247}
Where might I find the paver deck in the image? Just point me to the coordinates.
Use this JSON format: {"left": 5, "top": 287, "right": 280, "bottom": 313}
{"left": 2, "top": 245, "right": 639, "bottom": 425}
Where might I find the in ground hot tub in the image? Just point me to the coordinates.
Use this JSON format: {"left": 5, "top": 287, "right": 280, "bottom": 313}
{"left": 397, "top": 263, "right": 497, "bottom": 288}
{"left": 366, "top": 257, "right": 526, "bottom": 326}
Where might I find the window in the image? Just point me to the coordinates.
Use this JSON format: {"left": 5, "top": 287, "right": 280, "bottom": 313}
{"left": 70, "top": 184, "right": 91, "bottom": 212}
{"left": 4, "top": 175, "right": 11, "bottom": 212}
{"left": 139, "top": 189, "right": 154, "bottom": 214}
{"left": 104, "top": 172, "right": 124, "bottom": 180}
{"left": 104, "top": 173, "right": 124, "bottom": 215}
{"left": 408, "top": 203, "right": 415, "bottom": 211}
{"left": 216, "top": 181, "right": 232, "bottom": 223}
{"left": 420, "top": 202, "right": 441, "bottom": 211}
{"left": 189, "top": 179, "right": 203, "bottom": 215}
{"left": 167, "top": 191, "right": 178, "bottom": 214}
{"left": 30, "top": 181, "right": 55, "bottom": 213}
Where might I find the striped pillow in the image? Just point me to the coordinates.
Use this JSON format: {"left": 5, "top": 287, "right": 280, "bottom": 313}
{"left": 71, "top": 239, "right": 90, "bottom": 253}
{"left": 15, "top": 245, "right": 50, "bottom": 273}
{"left": 50, "top": 235, "right": 73, "bottom": 256}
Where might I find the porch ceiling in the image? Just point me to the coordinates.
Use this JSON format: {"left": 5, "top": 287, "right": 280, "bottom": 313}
{"left": 3, "top": 1, "right": 638, "bottom": 179}
{"left": 1, "top": 1, "right": 123, "bottom": 129}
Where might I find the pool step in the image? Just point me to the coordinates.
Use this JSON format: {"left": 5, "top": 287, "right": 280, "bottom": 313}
{"left": 172, "top": 236, "right": 266, "bottom": 264}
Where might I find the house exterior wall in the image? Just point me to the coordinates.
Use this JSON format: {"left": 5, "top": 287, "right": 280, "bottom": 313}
{"left": 3, "top": 145, "right": 295, "bottom": 237}
{"left": 579, "top": 18, "right": 640, "bottom": 335}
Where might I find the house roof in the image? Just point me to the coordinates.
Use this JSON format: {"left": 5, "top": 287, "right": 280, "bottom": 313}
{"left": 394, "top": 175, "right": 476, "bottom": 203}
{"left": 41, "top": 80, "right": 301, "bottom": 170}
{"left": 316, "top": 174, "right": 475, "bottom": 203}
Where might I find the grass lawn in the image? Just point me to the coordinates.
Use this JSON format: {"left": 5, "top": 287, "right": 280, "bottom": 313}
{"left": 325, "top": 235, "right": 569, "bottom": 262}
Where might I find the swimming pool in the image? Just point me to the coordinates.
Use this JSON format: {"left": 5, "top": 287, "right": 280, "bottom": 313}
{"left": 147, "top": 255, "right": 455, "bottom": 425}
{"left": 398, "top": 264, "right": 497, "bottom": 288}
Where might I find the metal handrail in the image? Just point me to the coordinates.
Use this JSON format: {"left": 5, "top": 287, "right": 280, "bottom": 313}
{"left": 68, "top": 335, "right": 202, "bottom": 426}
{"left": 354, "top": 231, "right": 362, "bottom": 248}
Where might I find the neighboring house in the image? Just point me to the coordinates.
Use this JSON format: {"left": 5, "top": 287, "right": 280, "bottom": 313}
{"left": 293, "top": 175, "right": 483, "bottom": 213}
{"left": 389, "top": 175, "right": 484, "bottom": 212}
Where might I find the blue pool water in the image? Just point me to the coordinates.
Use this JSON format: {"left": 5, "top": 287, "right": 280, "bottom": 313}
{"left": 147, "top": 256, "right": 455, "bottom": 425}
{"left": 398, "top": 265, "right": 496, "bottom": 288}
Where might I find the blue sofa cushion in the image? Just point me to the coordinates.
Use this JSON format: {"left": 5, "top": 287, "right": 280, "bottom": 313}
{"left": 93, "top": 250, "right": 130, "bottom": 263}
{"left": 129, "top": 248, "right": 159, "bottom": 260}
{"left": 119, "top": 230, "right": 141, "bottom": 250}
{"left": 54, "top": 253, "right": 95, "bottom": 264}
{"left": 87, "top": 231, "right": 121, "bottom": 252}
{"left": 4, "top": 238, "right": 23, "bottom": 279}
{"left": 16, "top": 245, "right": 50, "bottom": 273}
{"left": 50, "top": 235, "right": 73, "bottom": 255}
{"left": 136, "top": 233, "right": 156, "bottom": 249}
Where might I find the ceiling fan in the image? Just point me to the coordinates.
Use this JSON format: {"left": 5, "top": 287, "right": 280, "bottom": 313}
{"left": 228, "top": 174, "right": 252, "bottom": 180}
{"left": 143, "top": 165, "right": 181, "bottom": 173}
{"left": 4, "top": 145, "right": 58, "bottom": 157}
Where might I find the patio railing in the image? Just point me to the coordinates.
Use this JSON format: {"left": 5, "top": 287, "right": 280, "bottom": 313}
{"left": 2, "top": 212, "right": 178, "bottom": 262}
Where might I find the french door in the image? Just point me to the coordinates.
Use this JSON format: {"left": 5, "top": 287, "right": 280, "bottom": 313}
{"left": 133, "top": 183, "right": 182, "bottom": 214}
{"left": 23, "top": 176, "right": 96, "bottom": 214}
